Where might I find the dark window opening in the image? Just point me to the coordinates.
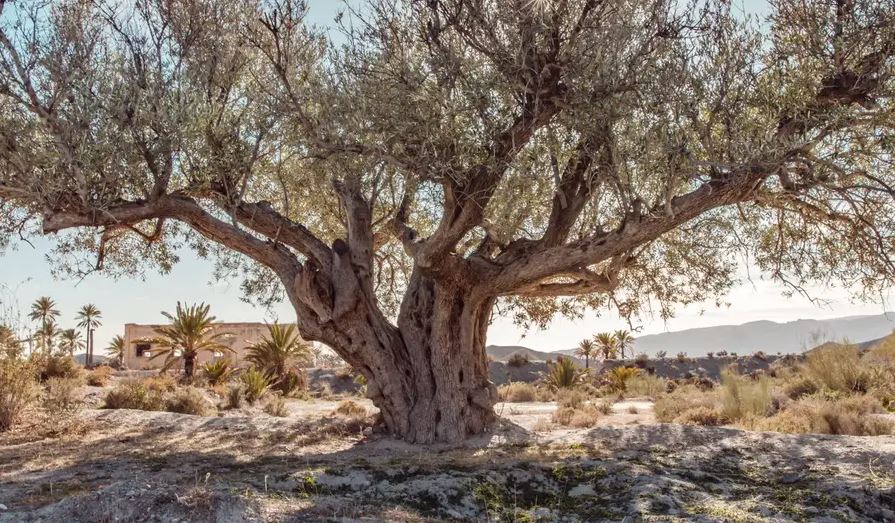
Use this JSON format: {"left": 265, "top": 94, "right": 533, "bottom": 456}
{"left": 136, "top": 343, "right": 151, "bottom": 357}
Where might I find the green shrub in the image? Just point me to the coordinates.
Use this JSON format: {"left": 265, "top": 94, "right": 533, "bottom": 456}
{"left": 44, "top": 377, "right": 83, "bottom": 415}
{"left": 165, "top": 387, "right": 213, "bottom": 416}
{"left": 104, "top": 380, "right": 166, "bottom": 411}
{"left": 203, "top": 359, "right": 234, "bottom": 386}
{"left": 0, "top": 357, "right": 40, "bottom": 431}
{"left": 606, "top": 366, "right": 640, "bottom": 392}
{"left": 240, "top": 368, "right": 270, "bottom": 404}
{"left": 544, "top": 357, "right": 583, "bottom": 389}
{"left": 720, "top": 370, "right": 773, "bottom": 421}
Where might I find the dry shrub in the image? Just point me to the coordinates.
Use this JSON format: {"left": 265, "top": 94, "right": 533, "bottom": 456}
{"left": 498, "top": 382, "right": 537, "bottom": 402}
{"left": 552, "top": 404, "right": 602, "bottom": 428}
{"left": 758, "top": 397, "right": 893, "bottom": 436}
{"left": 44, "top": 377, "right": 83, "bottom": 415}
{"left": 263, "top": 396, "right": 289, "bottom": 417}
{"left": 0, "top": 358, "right": 41, "bottom": 431}
{"left": 594, "top": 399, "right": 613, "bottom": 414}
{"left": 654, "top": 385, "right": 716, "bottom": 423}
{"left": 86, "top": 365, "right": 113, "bottom": 387}
{"left": 804, "top": 344, "right": 868, "bottom": 393}
{"left": 555, "top": 388, "right": 587, "bottom": 409}
{"left": 333, "top": 399, "right": 367, "bottom": 418}
{"left": 166, "top": 387, "right": 213, "bottom": 416}
{"left": 782, "top": 374, "right": 818, "bottom": 399}
{"left": 532, "top": 418, "right": 552, "bottom": 432}
{"left": 674, "top": 406, "right": 725, "bottom": 426}
{"left": 720, "top": 370, "right": 773, "bottom": 421}
{"left": 225, "top": 384, "right": 243, "bottom": 409}
{"left": 104, "top": 380, "right": 165, "bottom": 411}
{"left": 627, "top": 405, "right": 638, "bottom": 414}
{"left": 38, "top": 355, "right": 83, "bottom": 382}
{"left": 624, "top": 374, "right": 667, "bottom": 398}
{"left": 275, "top": 369, "right": 307, "bottom": 396}
{"left": 507, "top": 353, "right": 530, "bottom": 368}
{"left": 144, "top": 374, "right": 177, "bottom": 393}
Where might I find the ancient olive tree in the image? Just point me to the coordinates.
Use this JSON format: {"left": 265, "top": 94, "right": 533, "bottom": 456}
{"left": 2, "top": 0, "right": 895, "bottom": 442}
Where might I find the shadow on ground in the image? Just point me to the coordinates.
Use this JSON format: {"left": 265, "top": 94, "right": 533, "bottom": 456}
{"left": 1, "top": 410, "right": 894, "bottom": 522}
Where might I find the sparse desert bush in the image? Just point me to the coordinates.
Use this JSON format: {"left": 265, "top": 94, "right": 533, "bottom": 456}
{"left": 552, "top": 404, "right": 602, "bottom": 428}
{"left": 263, "top": 396, "right": 289, "bottom": 417}
{"left": 594, "top": 399, "right": 613, "bottom": 414}
{"left": 225, "top": 384, "right": 243, "bottom": 409}
{"left": 716, "top": 351, "right": 729, "bottom": 357}
{"left": 624, "top": 374, "right": 667, "bottom": 399}
{"left": 276, "top": 369, "right": 307, "bottom": 397}
{"left": 498, "top": 382, "right": 537, "bottom": 402}
{"left": 44, "top": 376, "right": 83, "bottom": 415}
{"left": 757, "top": 397, "right": 893, "bottom": 436}
{"left": 507, "top": 353, "right": 530, "bottom": 368}
{"left": 0, "top": 358, "right": 41, "bottom": 431}
{"left": 804, "top": 344, "right": 868, "bottom": 393}
{"left": 752, "top": 351, "right": 768, "bottom": 361}
{"left": 104, "top": 380, "right": 166, "bottom": 411}
{"left": 165, "top": 387, "right": 213, "bottom": 416}
{"left": 144, "top": 374, "right": 177, "bottom": 394}
{"left": 676, "top": 352, "right": 689, "bottom": 363}
{"left": 38, "top": 355, "right": 83, "bottom": 382}
{"left": 203, "top": 359, "right": 234, "bottom": 386}
{"left": 240, "top": 368, "right": 270, "bottom": 404}
{"left": 86, "top": 365, "right": 113, "bottom": 387}
{"left": 634, "top": 353, "right": 649, "bottom": 368}
{"left": 655, "top": 351, "right": 667, "bottom": 359}
{"left": 555, "top": 388, "right": 587, "bottom": 409}
{"left": 654, "top": 385, "right": 717, "bottom": 423}
{"left": 720, "top": 370, "right": 774, "bottom": 421}
{"left": 674, "top": 406, "right": 725, "bottom": 426}
{"left": 334, "top": 399, "right": 367, "bottom": 418}
{"left": 706, "top": 352, "right": 715, "bottom": 359}
{"left": 782, "top": 374, "right": 819, "bottom": 399}
{"left": 606, "top": 366, "right": 640, "bottom": 392}
{"left": 544, "top": 357, "right": 583, "bottom": 389}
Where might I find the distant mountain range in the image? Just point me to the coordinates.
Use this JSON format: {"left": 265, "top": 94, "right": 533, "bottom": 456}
{"left": 486, "top": 312, "right": 895, "bottom": 361}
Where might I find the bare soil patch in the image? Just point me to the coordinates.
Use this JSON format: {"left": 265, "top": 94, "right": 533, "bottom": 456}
{"left": 1, "top": 398, "right": 893, "bottom": 522}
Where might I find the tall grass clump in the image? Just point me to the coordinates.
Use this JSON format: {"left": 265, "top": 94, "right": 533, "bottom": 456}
{"left": 165, "top": 387, "right": 213, "bottom": 416}
{"left": 804, "top": 344, "right": 868, "bottom": 393}
{"left": 720, "top": 369, "right": 773, "bottom": 421}
{"left": 498, "top": 382, "right": 537, "bottom": 402}
{"left": 624, "top": 373, "right": 667, "bottom": 398}
{"left": 240, "top": 368, "right": 270, "bottom": 404}
{"left": 44, "top": 377, "right": 83, "bottom": 415}
{"left": 104, "top": 380, "right": 166, "bottom": 411}
{"left": 0, "top": 357, "right": 41, "bottom": 431}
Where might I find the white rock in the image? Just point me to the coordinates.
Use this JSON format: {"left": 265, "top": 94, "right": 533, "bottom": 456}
{"left": 0, "top": 503, "right": 7, "bottom": 510}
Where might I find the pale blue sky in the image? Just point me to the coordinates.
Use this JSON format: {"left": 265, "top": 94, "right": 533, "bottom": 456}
{"left": 5, "top": 0, "right": 887, "bottom": 355}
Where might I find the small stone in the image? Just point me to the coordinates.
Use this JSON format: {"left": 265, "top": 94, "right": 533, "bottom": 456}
{"left": 568, "top": 484, "right": 597, "bottom": 498}
{"left": 780, "top": 472, "right": 803, "bottom": 484}
{"left": 0, "top": 503, "right": 7, "bottom": 510}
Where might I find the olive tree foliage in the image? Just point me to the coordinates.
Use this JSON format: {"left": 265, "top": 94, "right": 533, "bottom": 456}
{"left": 1, "top": 0, "right": 894, "bottom": 442}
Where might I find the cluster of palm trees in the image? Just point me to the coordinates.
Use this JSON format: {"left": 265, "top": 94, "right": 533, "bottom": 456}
{"left": 141, "top": 302, "right": 312, "bottom": 393}
{"left": 27, "top": 297, "right": 103, "bottom": 364}
{"left": 575, "top": 330, "right": 635, "bottom": 368}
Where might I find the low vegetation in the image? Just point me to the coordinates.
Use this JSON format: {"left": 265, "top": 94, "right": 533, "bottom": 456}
{"left": 544, "top": 357, "right": 583, "bottom": 389}
{"left": 86, "top": 365, "right": 113, "bottom": 387}
{"left": 0, "top": 357, "right": 41, "bottom": 431}
{"left": 497, "top": 382, "right": 553, "bottom": 402}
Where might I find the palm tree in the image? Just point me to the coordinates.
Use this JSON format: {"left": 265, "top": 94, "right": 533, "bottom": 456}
{"left": 575, "top": 339, "right": 596, "bottom": 369}
{"left": 614, "top": 329, "right": 635, "bottom": 360}
{"left": 148, "top": 302, "right": 233, "bottom": 378}
{"left": 29, "top": 296, "right": 60, "bottom": 354}
{"left": 246, "top": 323, "right": 313, "bottom": 393}
{"left": 594, "top": 332, "right": 618, "bottom": 360}
{"left": 59, "top": 329, "right": 84, "bottom": 357}
{"left": 106, "top": 335, "right": 126, "bottom": 367}
{"left": 76, "top": 304, "right": 102, "bottom": 366}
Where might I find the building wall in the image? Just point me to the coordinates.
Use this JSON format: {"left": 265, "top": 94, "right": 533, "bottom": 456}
{"left": 121, "top": 322, "right": 277, "bottom": 371}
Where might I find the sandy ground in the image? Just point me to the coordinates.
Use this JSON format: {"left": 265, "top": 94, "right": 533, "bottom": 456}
{"left": 1, "top": 395, "right": 894, "bottom": 522}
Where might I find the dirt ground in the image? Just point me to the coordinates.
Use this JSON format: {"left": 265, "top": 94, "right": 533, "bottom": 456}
{"left": 1, "top": 394, "right": 894, "bottom": 522}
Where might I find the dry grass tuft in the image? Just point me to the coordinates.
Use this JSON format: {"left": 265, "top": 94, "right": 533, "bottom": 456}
{"left": 333, "top": 399, "right": 367, "bottom": 418}
{"left": 0, "top": 358, "right": 41, "bottom": 431}
{"left": 263, "top": 395, "right": 289, "bottom": 417}
{"left": 624, "top": 374, "right": 667, "bottom": 398}
{"left": 673, "top": 406, "right": 725, "bottom": 426}
{"left": 86, "top": 365, "right": 113, "bottom": 387}
{"left": 498, "top": 382, "right": 538, "bottom": 402}
{"left": 165, "top": 387, "right": 214, "bottom": 416}
{"left": 804, "top": 344, "right": 868, "bottom": 393}
{"left": 552, "top": 403, "right": 602, "bottom": 428}
{"left": 720, "top": 370, "right": 774, "bottom": 421}
{"left": 104, "top": 380, "right": 166, "bottom": 411}
{"left": 44, "top": 376, "right": 83, "bottom": 415}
